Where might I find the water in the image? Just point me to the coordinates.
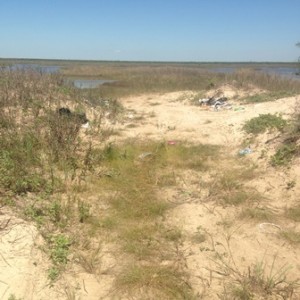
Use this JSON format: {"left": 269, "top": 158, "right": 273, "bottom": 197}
{"left": 7, "top": 64, "right": 115, "bottom": 89}
{"left": 9, "top": 63, "right": 61, "bottom": 73}
{"left": 70, "top": 79, "right": 115, "bottom": 89}
{"left": 212, "top": 65, "right": 300, "bottom": 80}
{"left": 6, "top": 63, "right": 300, "bottom": 89}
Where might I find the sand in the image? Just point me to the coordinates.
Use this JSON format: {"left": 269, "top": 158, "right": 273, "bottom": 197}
{"left": 1, "top": 85, "right": 300, "bottom": 299}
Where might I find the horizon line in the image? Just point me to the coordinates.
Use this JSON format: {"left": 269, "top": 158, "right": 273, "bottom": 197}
{"left": 0, "top": 57, "right": 299, "bottom": 64}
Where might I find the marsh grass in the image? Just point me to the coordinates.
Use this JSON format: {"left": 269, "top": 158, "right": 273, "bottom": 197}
{"left": 226, "top": 68, "right": 300, "bottom": 95}
{"left": 61, "top": 63, "right": 300, "bottom": 99}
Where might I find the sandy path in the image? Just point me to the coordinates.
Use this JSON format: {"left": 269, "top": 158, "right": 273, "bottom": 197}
{"left": 1, "top": 88, "right": 299, "bottom": 299}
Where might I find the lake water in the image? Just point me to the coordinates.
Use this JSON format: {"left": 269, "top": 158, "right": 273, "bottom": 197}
{"left": 69, "top": 79, "right": 116, "bottom": 89}
{"left": 212, "top": 66, "right": 300, "bottom": 80}
{"left": 6, "top": 63, "right": 300, "bottom": 89}
{"left": 9, "top": 63, "right": 61, "bottom": 73}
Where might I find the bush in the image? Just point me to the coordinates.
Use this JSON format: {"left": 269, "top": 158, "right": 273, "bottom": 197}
{"left": 243, "top": 114, "right": 287, "bottom": 135}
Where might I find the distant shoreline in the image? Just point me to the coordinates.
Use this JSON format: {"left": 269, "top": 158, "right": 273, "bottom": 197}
{"left": 0, "top": 57, "right": 299, "bottom": 67}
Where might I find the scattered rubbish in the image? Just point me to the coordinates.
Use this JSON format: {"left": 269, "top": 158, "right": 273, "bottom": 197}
{"left": 81, "top": 122, "right": 90, "bottom": 129}
{"left": 127, "top": 113, "right": 134, "bottom": 119}
{"left": 138, "top": 152, "right": 153, "bottom": 160}
{"left": 238, "top": 147, "right": 252, "bottom": 155}
{"left": 57, "top": 107, "right": 89, "bottom": 125}
{"left": 167, "top": 140, "right": 177, "bottom": 145}
{"left": 199, "top": 97, "right": 232, "bottom": 111}
{"left": 259, "top": 223, "right": 282, "bottom": 234}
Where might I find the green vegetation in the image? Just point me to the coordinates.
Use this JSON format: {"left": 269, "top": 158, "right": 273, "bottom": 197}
{"left": 1, "top": 64, "right": 300, "bottom": 298}
{"left": 280, "top": 230, "right": 300, "bottom": 245}
{"left": 271, "top": 144, "right": 298, "bottom": 166}
{"left": 286, "top": 205, "right": 300, "bottom": 222}
{"left": 243, "top": 114, "right": 287, "bottom": 135}
{"left": 240, "top": 91, "right": 294, "bottom": 103}
{"left": 116, "top": 265, "right": 195, "bottom": 299}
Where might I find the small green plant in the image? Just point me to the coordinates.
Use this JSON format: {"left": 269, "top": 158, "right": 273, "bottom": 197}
{"left": 243, "top": 114, "right": 287, "bottom": 135}
{"left": 271, "top": 144, "right": 298, "bottom": 166}
{"left": 49, "top": 200, "right": 62, "bottom": 223}
{"left": 48, "top": 266, "right": 60, "bottom": 281}
{"left": 78, "top": 200, "right": 90, "bottom": 223}
{"left": 49, "top": 234, "right": 71, "bottom": 265}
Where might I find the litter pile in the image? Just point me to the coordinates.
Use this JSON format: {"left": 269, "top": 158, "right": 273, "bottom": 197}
{"left": 199, "top": 97, "right": 232, "bottom": 111}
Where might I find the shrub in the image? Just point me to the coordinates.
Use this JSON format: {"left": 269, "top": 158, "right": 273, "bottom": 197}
{"left": 243, "top": 114, "right": 287, "bottom": 135}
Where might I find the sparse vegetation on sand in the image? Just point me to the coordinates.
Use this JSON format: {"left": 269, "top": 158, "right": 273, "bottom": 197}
{"left": 1, "top": 64, "right": 300, "bottom": 299}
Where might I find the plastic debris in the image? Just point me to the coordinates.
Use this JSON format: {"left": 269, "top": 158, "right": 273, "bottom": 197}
{"left": 238, "top": 147, "right": 252, "bottom": 155}
{"left": 199, "top": 97, "right": 231, "bottom": 111}
{"left": 81, "top": 122, "right": 90, "bottom": 129}
{"left": 167, "top": 140, "right": 177, "bottom": 145}
{"left": 259, "top": 223, "right": 282, "bottom": 234}
{"left": 138, "top": 152, "right": 153, "bottom": 160}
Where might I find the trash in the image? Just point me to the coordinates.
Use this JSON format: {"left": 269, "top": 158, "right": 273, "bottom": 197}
{"left": 138, "top": 152, "right": 153, "bottom": 160}
{"left": 81, "top": 122, "right": 90, "bottom": 129}
{"left": 238, "top": 147, "right": 252, "bottom": 155}
{"left": 167, "top": 140, "right": 177, "bottom": 145}
{"left": 199, "top": 97, "right": 231, "bottom": 111}
{"left": 57, "top": 107, "right": 89, "bottom": 125}
{"left": 259, "top": 223, "right": 282, "bottom": 234}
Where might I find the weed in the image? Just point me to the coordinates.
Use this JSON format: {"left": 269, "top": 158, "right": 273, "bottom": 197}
{"left": 286, "top": 180, "right": 296, "bottom": 190}
{"left": 49, "top": 200, "right": 62, "bottom": 223}
{"left": 271, "top": 144, "right": 298, "bottom": 166}
{"left": 164, "top": 227, "right": 183, "bottom": 243}
{"left": 217, "top": 253, "right": 299, "bottom": 299}
{"left": 48, "top": 266, "right": 60, "bottom": 281}
{"left": 285, "top": 205, "right": 300, "bottom": 222}
{"left": 78, "top": 200, "right": 90, "bottom": 223}
{"left": 209, "top": 172, "right": 263, "bottom": 207}
{"left": 239, "top": 207, "right": 274, "bottom": 221}
{"left": 49, "top": 234, "right": 71, "bottom": 265}
{"left": 280, "top": 230, "right": 300, "bottom": 244}
{"left": 192, "top": 227, "right": 207, "bottom": 244}
{"left": 7, "top": 295, "right": 23, "bottom": 300}
{"left": 243, "top": 114, "right": 287, "bottom": 135}
{"left": 76, "top": 247, "right": 102, "bottom": 274}
{"left": 116, "top": 265, "right": 195, "bottom": 299}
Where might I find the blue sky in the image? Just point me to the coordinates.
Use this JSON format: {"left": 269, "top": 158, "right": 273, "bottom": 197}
{"left": 0, "top": 0, "right": 299, "bottom": 62}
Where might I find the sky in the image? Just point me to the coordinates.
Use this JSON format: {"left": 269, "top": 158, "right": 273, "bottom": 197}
{"left": 0, "top": 0, "right": 300, "bottom": 62}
